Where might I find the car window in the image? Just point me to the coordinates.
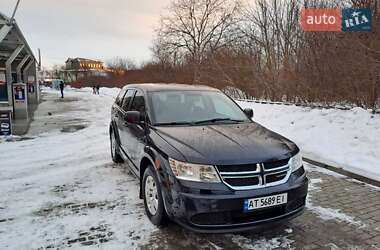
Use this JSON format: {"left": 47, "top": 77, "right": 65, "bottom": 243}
{"left": 211, "top": 95, "right": 241, "bottom": 118}
{"left": 130, "top": 90, "right": 145, "bottom": 113}
{"left": 115, "top": 88, "right": 127, "bottom": 106}
{"left": 121, "top": 90, "right": 135, "bottom": 111}
{"left": 150, "top": 90, "right": 249, "bottom": 124}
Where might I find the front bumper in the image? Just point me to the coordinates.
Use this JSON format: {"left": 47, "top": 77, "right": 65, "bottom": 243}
{"left": 161, "top": 169, "right": 308, "bottom": 233}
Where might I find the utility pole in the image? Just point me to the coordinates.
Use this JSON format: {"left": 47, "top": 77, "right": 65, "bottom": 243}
{"left": 38, "top": 48, "right": 42, "bottom": 71}
{"left": 10, "top": 0, "right": 21, "bottom": 23}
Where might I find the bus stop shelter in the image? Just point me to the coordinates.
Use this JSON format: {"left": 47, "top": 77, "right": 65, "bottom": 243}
{"left": 0, "top": 11, "right": 40, "bottom": 135}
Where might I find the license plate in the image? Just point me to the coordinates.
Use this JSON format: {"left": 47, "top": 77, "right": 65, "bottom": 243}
{"left": 244, "top": 193, "right": 287, "bottom": 211}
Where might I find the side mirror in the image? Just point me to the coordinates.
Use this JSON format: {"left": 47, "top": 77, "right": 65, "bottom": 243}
{"left": 125, "top": 111, "right": 141, "bottom": 124}
{"left": 244, "top": 108, "right": 254, "bottom": 118}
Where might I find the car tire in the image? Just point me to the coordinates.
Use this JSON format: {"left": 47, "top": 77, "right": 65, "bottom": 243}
{"left": 143, "top": 166, "right": 167, "bottom": 226}
{"left": 110, "top": 129, "right": 124, "bottom": 163}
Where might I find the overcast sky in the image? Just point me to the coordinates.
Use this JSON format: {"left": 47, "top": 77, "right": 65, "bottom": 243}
{"left": 0, "top": 0, "right": 171, "bottom": 68}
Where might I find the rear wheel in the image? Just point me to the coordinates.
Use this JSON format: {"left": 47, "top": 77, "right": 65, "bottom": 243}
{"left": 143, "top": 166, "right": 167, "bottom": 226}
{"left": 110, "top": 129, "right": 123, "bottom": 163}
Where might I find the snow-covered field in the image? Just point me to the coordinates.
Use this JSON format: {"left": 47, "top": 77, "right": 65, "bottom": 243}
{"left": 237, "top": 101, "right": 380, "bottom": 181}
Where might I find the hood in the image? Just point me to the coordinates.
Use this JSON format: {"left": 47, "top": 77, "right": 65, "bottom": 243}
{"left": 152, "top": 122, "right": 298, "bottom": 165}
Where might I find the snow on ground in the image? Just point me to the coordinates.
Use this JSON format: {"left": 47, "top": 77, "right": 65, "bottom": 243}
{"left": 0, "top": 87, "right": 156, "bottom": 249}
{"left": 230, "top": 233, "right": 294, "bottom": 250}
{"left": 237, "top": 101, "right": 380, "bottom": 181}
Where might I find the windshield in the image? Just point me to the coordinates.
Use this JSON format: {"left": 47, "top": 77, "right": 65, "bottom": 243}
{"left": 149, "top": 90, "right": 250, "bottom": 125}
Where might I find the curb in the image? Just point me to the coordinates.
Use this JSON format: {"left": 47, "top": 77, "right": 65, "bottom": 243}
{"left": 236, "top": 98, "right": 380, "bottom": 114}
{"left": 303, "top": 157, "right": 380, "bottom": 187}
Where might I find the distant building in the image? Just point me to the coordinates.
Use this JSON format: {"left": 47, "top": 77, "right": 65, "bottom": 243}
{"left": 66, "top": 58, "right": 105, "bottom": 70}
{"left": 62, "top": 58, "right": 108, "bottom": 83}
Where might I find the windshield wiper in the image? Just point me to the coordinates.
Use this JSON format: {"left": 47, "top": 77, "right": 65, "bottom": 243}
{"left": 194, "top": 118, "right": 246, "bottom": 124}
{"left": 156, "top": 118, "right": 246, "bottom": 126}
{"left": 155, "top": 121, "right": 194, "bottom": 126}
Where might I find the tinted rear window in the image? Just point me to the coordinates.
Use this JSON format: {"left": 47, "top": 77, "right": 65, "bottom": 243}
{"left": 115, "top": 88, "right": 127, "bottom": 106}
{"left": 130, "top": 90, "right": 145, "bottom": 113}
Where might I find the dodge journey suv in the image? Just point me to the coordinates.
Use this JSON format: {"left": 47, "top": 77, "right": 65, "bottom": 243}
{"left": 109, "top": 83, "right": 308, "bottom": 233}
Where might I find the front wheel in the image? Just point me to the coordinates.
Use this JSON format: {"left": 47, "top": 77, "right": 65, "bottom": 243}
{"left": 110, "top": 129, "right": 123, "bottom": 163}
{"left": 143, "top": 166, "right": 167, "bottom": 226}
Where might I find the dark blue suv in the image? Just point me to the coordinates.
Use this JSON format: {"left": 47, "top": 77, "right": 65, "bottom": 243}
{"left": 110, "top": 83, "right": 308, "bottom": 233}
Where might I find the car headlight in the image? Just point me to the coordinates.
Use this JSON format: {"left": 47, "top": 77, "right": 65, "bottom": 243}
{"left": 289, "top": 152, "right": 303, "bottom": 172}
{"left": 168, "top": 158, "right": 221, "bottom": 183}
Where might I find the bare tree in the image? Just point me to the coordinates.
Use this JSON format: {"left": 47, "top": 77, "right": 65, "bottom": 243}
{"left": 106, "top": 57, "right": 136, "bottom": 74}
{"left": 240, "top": 0, "right": 305, "bottom": 100}
{"left": 51, "top": 64, "right": 65, "bottom": 79}
{"left": 155, "top": 0, "right": 242, "bottom": 83}
{"left": 72, "top": 0, "right": 379, "bottom": 112}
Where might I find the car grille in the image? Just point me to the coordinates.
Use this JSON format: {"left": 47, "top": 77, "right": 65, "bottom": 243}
{"left": 216, "top": 159, "right": 291, "bottom": 190}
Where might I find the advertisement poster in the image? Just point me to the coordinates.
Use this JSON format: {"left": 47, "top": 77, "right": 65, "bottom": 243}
{"left": 14, "top": 85, "right": 26, "bottom": 102}
{"left": 0, "top": 111, "right": 12, "bottom": 136}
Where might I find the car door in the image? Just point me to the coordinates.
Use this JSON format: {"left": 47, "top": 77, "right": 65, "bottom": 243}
{"left": 118, "top": 89, "right": 135, "bottom": 159}
{"left": 126, "top": 89, "right": 148, "bottom": 168}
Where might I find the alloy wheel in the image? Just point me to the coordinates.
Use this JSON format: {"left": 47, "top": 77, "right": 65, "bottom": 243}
{"left": 145, "top": 175, "right": 159, "bottom": 216}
